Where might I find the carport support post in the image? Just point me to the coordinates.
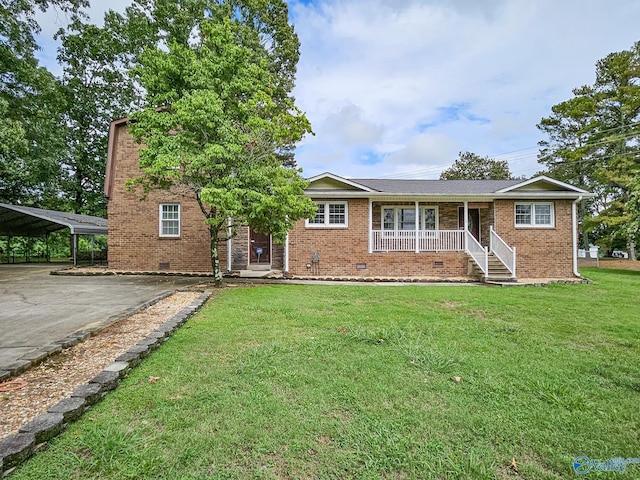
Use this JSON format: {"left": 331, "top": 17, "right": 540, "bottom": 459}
{"left": 72, "top": 234, "right": 78, "bottom": 266}
{"left": 463, "top": 201, "right": 469, "bottom": 250}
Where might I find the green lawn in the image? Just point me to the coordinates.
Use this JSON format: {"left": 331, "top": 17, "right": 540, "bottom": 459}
{"left": 11, "top": 268, "right": 640, "bottom": 479}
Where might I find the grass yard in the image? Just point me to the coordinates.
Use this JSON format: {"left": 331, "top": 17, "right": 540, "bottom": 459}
{"left": 11, "top": 268, "right": 640, "bottom": 479}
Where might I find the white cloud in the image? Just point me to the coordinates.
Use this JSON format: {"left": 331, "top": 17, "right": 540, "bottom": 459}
{"left": 386, "top": 132, "right": 457, "bottom": 167}
{"left": 322, "top": 104, "right": 385, "bottom": 146}
{"left": 32, "top": 0, "right": 640, "bottom": 180}
{"left": 290, "top": 0, "right": 640, "bottom": 178}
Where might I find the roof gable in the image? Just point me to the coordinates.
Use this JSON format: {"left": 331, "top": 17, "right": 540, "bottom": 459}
{"left": 306, "top": 173, "right": 374, "bottom": 192}
{"left": 496, "top": 176, "right": 591, "bottom": 194}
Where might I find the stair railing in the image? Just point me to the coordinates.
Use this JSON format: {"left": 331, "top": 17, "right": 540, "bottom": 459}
{"left": 465, "top": 230, "right": 488, "bottom": 278}
{"left": 489, "top": 225, "right": 516, "bottom": 277}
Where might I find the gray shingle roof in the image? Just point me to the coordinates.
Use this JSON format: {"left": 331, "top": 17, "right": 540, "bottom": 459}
{"left": 351, "top": 178, "right": 523, "bottom": 194}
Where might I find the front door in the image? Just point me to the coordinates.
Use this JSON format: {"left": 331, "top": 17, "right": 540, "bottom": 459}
{"left": 249, "top": 228, "right": 271, "bottom": 264}
{"left": 459, "top": 207, "right": 481, "bottom": 243}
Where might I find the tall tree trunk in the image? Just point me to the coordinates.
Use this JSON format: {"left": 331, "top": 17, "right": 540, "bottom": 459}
{"left": 210, "top": 226, "right": 223, "bottom": 286}
{"left": 628, "top": 234, "right": 637, "bottom": 261}
{"left": 74, "top": 167, "right": 83, "bottom": 214}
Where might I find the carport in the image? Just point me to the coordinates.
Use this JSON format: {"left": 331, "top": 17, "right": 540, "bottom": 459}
{"left": 0, "top": 203, "right": 107, "bottom": 265}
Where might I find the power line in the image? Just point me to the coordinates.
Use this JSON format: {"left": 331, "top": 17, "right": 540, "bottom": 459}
{"left": 376, "top": 121, "right": 640, "bottom": 179}
{"left": 378, "top": 165, "right": 445, "bottom": 179}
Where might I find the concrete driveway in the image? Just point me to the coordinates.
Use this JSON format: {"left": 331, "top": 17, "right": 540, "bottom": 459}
{"left": 0, "top": 264, "right": 210, "bottom": 375}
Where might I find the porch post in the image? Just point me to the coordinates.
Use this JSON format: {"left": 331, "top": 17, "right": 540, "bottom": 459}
{"left": 463, "top": 201, "right": 469, "bottom": 251}
{"left": 368, "top": 199, "right": 373, "bottom": 253}
{"left": 415, "top": 201, "right": 419, "bottom": 253}
{"left": 489, "top": 224, "right": 494, "bottom": 252}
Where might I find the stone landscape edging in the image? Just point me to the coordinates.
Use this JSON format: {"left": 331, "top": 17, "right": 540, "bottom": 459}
{"left": 0, "top": 291, "right": 211, "bottom": 478}
{"left": 0, "top": 291, "right": 174, "bottom": 382}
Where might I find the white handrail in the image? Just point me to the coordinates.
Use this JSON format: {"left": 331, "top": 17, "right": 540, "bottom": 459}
{"left": 465, "top": 230, "right": 488, "bottom": 277}
{"left": 371, "top": 230, "right": 464, "bottom": 252}
{"left": 489, "top": 226, "right": 516, "bottom": 276}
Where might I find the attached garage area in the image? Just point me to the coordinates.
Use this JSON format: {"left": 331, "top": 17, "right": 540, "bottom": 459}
{"left": 0, "top": 203, "right": 107, "bottom": 265}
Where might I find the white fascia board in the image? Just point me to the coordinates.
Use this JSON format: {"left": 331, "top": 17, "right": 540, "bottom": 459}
{"left": 305, "top": 191, "right": 593, "bottom": 201}
{"left": 494, "top": 191, "right": 595, "bottom": 199}
{"left": 305, "top": 172, "right": 374, "bottom": 192}
{"left": 496, "top": 175, "right": 592, "bottom": 194}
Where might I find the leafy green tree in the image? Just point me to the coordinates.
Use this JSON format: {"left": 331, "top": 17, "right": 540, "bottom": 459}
{"left": 538, "top": 41, "right": 640, "bottom": 258}
{"left": 55, "top": 16, "right": 144, "bottom": 216}
{"left": 590, "top": 44, "right": 640, "bottom": 258}
{"left": 0, "top": 97, "right": 29, "bottom": 201}
{"left": 537, "top": 87, "right": 601, "bottom": 249}
{"left": 1, "top": 0, "right": 87, "bottom": 207}
{"left": 439, "top": 151, "right": 516, "bottom": 180}
{"left": 128, "top": 4, "right": 315, "bottom": 283}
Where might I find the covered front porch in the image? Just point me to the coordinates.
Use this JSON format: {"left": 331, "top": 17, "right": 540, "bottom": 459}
{"left": 366, "top": 200, "right": 516, "bottom": 280}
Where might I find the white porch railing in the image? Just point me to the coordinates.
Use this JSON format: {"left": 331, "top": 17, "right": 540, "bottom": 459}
{"left": 371, "top": 230, "right": 465, "bottom": 252}
{"left": 370, "top": 227, "right": 516, "bottom": 280}
{"left": 419, "top": 230, "right": 465, "bottom": 251}
{"left": 465, "top": 230, "right": 488, "bottom": 278}
{"left": 490, "top": 225, "right": 516, "bottom": 277}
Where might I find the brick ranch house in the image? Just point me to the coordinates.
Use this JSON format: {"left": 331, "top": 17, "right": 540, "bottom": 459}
{"left": 105, "top": 118, "right": 592, "bottom": 281}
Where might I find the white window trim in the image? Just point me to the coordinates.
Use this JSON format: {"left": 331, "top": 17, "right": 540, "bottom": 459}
{"left": 514, "top": 202, "right": 555, "bottom": 228}
{"left": 305, "top": 201, "right": 348, "bottom": 228}
{"left": 159, "top": 203, "right": 181, "bottom": 237}
{"left": 381, "top": 205, "right": 438, "bottom": 230}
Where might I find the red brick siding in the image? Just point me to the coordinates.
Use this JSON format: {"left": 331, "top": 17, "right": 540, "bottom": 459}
{"left": 438, "top": 203, "right": 461, "bottom": 231}
{"left": 272, "top": 243, "right": 284, "bottom": 270}
{"left": 288, "top": 199, "right": 468, "bottom": 277}
{"left": 288, "top": 198, "right": 575, "bottom": 279}
{"left": 493, "top": 199, "right": 575, "bottom": 278}
{"left": 107, "top": 124, "right": 223, "bottom": 273}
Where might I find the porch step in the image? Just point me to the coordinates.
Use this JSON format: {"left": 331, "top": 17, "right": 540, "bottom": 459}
{"left": 233, "top": 269, "right": 282, "bottom": 278}
{"left": 468, "top": 253, "right": 516, "bottom": 282}
{"left": 247, "top": 264, "right": 271, "bottom": 271}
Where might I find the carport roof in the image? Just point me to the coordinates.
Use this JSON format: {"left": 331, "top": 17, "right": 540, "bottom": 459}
{"left": 0, "top": 203, "right": 107, "bottom": 236}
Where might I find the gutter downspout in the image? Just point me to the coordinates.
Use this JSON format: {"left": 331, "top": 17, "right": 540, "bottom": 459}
{"left": 415, "top": 201, "right": 419, "bottom": 253}
{"left": 284, "top": 232, "right": 289, "bottom": 275}
{"left": 368, "top": 199, "right": 373, "bottom": 253}
{"left": 572, "top": 196, "right": 583, "bottom": 277}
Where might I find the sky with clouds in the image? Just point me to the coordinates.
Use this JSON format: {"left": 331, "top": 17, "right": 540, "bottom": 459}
{"left": 35, "top": 0, "right": 640, "bottom": 179}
